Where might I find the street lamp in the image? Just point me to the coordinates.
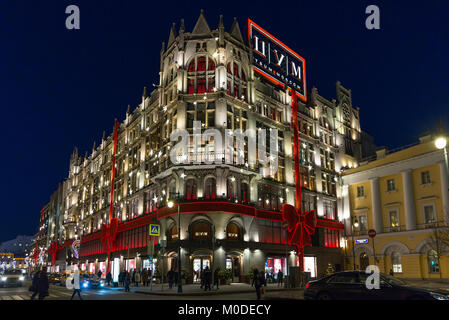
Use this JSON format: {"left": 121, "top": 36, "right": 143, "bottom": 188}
{"left": 351, "top": 217, "right": 359, "bottom": 270}
{"left": 168, "top": 193, "right": 182, "bottom": 293}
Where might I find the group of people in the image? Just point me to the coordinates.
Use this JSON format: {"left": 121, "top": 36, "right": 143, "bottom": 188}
{"left": 118, "top": 268, "right": 153, "bottom": 292}
{"left": 29, "top": 267, "right": 84, "bottom": 300}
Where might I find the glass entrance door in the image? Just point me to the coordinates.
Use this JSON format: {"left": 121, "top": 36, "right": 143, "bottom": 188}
{"left": 193, "top": 257, "right": 210, "bottom": 283}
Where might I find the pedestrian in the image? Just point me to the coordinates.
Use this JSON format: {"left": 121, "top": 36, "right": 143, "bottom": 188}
{"left": 167, "top": 268, "right": 174, "bottom": 289}
{"left": 135, "top": 270, "right": 141, "bottom": 287}
{"left": 70, "top": 269, "right": 83, "bottom": 300}
{"left": 277, "top": 270, "right": 283, "bottom": 287}
{"left": 389, "top": 269, "right": 394, "bottom": 277}
{"left": 174, "top": 269, "right": 179, "bottom": 287}
{"left": 34, "top": 266, "right": 49, "bottom": 300}
{"left": 30, "top": 269, "right": 40, "bottom": 300}
{"left": 132, "top": 269, "right": 136, "bottom": 286}
{"left": 147, "top": 269, "right": 153, "bottom": 286}
{"left": 213, "top": 267, "right": 220, "bottom": 290}
{"left": 200, "top": 268, "right": 205, "bottom": 289}
{"left": 251, "top": 268, "right": 258, "bottom": 287}
{"left": 204, "top": 266, "right": 211, "bottom": 291}
{"left": 142, "top": 268, "right": 148, "bottom": 287}
{"left": 106, "top": 271, "right": 112, "bottom": 286}
{"left": 124, "top": 271, "right": 131, "bottom": 292}
{"left": 254, "top": 269, "right": 262, "bottom": 300}
{"left": 97, "top": 269, "right": 102, "bottom": 279}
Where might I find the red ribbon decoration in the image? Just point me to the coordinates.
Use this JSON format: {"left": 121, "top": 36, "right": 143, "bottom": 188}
{"left": 47, "top": 241, "right": 61, "bottom": 265}
{"left": 282, "top": 204, "right": 316, "bottom": 253}
{"left": 100, "top": 217, "right": 119, "bottom": 253}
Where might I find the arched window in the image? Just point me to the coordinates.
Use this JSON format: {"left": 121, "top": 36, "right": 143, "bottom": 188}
{"left": 226, "top": 222, "right": 240, "bottom": 240}
{"left": 204, "top": 177, "right": 216, "bottom": 200}
{"left": 428, "top": 250, "right": 439, "bottom": 273}
{"left": 227, "top": 179, "right": 234, "bottom": 201}
{"left": 391, "top": 252, "right": 402, "bottom": 273}
{"left": 187, "top": 56, "right": 216, "bottom": 94}
{"left": 360, "top": 253, "right": 369, "bottom": 270}
{"left": 191, "top": 221, "right": 211, "bottom": 239}
{"left": 185, "top": 179, "right": 197, "bottom": 200}
{"left": 169, "top": 225, "right": 178, "bottom": 241}
{"left": 169, "top": 180, "right": 176, "bottom": 197}
{"left": 226, "top": 61, "right": 247, "bottom": 100}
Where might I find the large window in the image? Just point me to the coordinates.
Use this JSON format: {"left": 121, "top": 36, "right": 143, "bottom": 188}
{"left": 226, "top": 223, "right": 241, "bottom": 240}
{"left": 226, "top": 62, "right": 247, "bottom": 100}
{"left": 204, "top": 177, "right": 216, "bottom": 199}
{"left": 187, "top": 56, "right": 215, "bottom": 94}
{"left": 428, "top": 250, "right": 439, "bottom": 273}
{"left": 387, "top": 179, "right": 396, "bottom": 192}
{"left": 389, "top": 210, "right": 400, "bottom": 231}
{"left": 185, "top": 179, "right": 197, "bottom": 200}
{"left": 357, "top": 186, "right": 365, "bottom": 197}
{"left": 191, "top": 221, "right": 211, "bottom": 239}
{"left": 421, "top": 171, "right": 431, "bottom": 184}
{"left": 323, "top": 200, "right": 337, "bottom": 220}
{"left": 391, "top": 252, "right": 402, "bottom": 273}
{"left": 423, "top": 205, "right": 436, "bottom": 225}
{"left": 324, "top": 229, "right": 339, "bottom": 248}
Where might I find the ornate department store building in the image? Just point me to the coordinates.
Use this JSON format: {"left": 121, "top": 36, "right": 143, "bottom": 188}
{"left": 31, "top": 12, "right": 364, "bottom": 282}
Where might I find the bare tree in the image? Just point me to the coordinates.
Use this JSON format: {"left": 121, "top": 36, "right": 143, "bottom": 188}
{"left": 428, "top": 210, "right": 449, "bottom": 281}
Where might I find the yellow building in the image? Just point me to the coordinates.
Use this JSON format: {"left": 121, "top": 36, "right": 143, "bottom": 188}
{"left": 341, "top": 133, "right": 449, "bottom": 279}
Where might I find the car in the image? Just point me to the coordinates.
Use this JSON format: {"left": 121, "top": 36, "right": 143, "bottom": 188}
{"left": 48, "top": 273, "right": 63, "bottom": 285}
{"left": 304, "top": 271, "right": 449, "bottom": 300}
{"left": 80, "top": 274, "right": 105, "bottom": 289}
{"left": 0, "top": 270, "right": 26, "bottom": 288}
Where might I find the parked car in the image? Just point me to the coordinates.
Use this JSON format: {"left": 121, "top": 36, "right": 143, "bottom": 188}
{"left": 0, "top": 270, "right": 25, "bottom": 288}
{"left": 48, "top": 273, "right": 63, "bottom": 285}
{"left": 304, "top": 271, "right": 449, "bottom": 300}
{"left": 80, "top": 274, "right": 105, "bottom": 289}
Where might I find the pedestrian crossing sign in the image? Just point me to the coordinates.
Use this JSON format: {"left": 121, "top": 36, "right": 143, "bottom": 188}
{"left": 149, "top": 224, "right": 160, "bottom": 236}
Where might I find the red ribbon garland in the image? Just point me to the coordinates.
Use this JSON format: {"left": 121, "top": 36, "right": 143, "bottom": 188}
{"left": 100, "top": 218, "right": 119, "bottom": 252}
{"left": 47, "top": 241, "right": 61, "bottom": 265}
{"left": 282, "top": 203, "right": 316, "bottom": 251}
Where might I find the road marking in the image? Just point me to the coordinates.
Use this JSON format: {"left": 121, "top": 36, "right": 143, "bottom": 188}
{"left": 12, "top": 295, "right": 24, "bottom": 300}
{"left": 1, "top": 296, "right": 12, "bottom": 300}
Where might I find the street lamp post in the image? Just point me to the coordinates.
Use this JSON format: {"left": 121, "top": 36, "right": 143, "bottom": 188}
{"left": 435, "top": 136, "right": 449, "bottom": 184}
{"left": 168, "top": 192, "right": 182, "bottom": 293}
{"left": 351, "top": 217, "right": 359, "bottom": 270}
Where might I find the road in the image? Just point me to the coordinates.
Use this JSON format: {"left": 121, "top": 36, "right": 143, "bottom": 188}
{"left": 0, "top": 281, "right": 302, "bottom": 300}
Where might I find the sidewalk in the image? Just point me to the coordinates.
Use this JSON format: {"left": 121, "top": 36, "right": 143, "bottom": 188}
{"left": 107, "top": 282, "right": 303, "bottom": 296}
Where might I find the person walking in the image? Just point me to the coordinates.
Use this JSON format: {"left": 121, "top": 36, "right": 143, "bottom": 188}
{"left": 97, "top": 270, "right": 102, "bottom": 279}
{"left": 131, "top": 269, "right": 136, "bottom": 286}
{"left": 254, "top": 269, "right": 262, "bottom": 300}
{"left": 135, "top": 270, "right": 141, "bottom": 287}
{"left": 30, "top": 269, "right": 40, "bottom": 300}
{"left": 389, "top": 269, "right": 394, "bottom": 277}
{"left": 147, "top": 269, "right": 153, "bottom": 286}
{"left": 167, "top": 268, "right": 174, "bottom": 289}
{"left": 118, "top": 270, "right": 124, "bottom": 287}
{"left": 213, "top": 267, "right": 220, "bottom": 290}
{"left": 277, "top": 270, "right": 284, "bottom": 287}
{"left": 70, "top": 269, "right": 82, "bottom": 300}
{"left": 142, "top": 268, "right": 148, "bottom": 287}
{"left": 251, "top": 268, "right": 258, "bottom": 287}
{"left": 204, "top": 266, "right": 212, "bottom": 291}
{"left": 124, "top": 271, "right": 131, "bottom": 292}
{"left": 200, "top": 268, "right": 205, "bottom": 289}
{"left": 106, "top": 271, "right": 112, "bottom": 286}
{"left": 35, "top": 266, "right": 49, "bottom": 300}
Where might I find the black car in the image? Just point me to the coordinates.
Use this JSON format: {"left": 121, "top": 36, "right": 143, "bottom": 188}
{"left": 304, "top": 271, "right": 449, "bottom": 300}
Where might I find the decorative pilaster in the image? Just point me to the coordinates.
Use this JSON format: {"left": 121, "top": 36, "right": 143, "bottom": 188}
{"left": 370, "top": 177, "right": 383, "bottom": 233}
{"left": 401, "top": 170, "right": 417, "bottom": 230}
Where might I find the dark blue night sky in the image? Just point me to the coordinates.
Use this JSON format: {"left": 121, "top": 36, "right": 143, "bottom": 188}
{"left": 0, "top": 0, "right": 448, "bottom": 242}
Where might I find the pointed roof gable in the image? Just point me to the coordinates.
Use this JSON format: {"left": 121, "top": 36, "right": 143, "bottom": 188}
{"left": 167, "top": 23, "right": 177, "bottom": 47}
{"left": 192, "top": 9, "right": 211, "bottom": 34}
{"left": 230, "top": 17, "right": 243, "bottom": 42}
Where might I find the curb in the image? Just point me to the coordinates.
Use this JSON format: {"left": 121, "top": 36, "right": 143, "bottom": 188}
{"left": 133, "top": 287, "right": 303, "bottom": 297}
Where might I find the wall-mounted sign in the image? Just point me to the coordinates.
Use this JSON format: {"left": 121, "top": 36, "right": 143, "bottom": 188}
{"left": 355, "top": 239, "right": 369, "bottom": 244}
{"left": 248, "top": 19, "right": 307, "bottom": 101}
{"left": 149, "top": 224, "right": 160, "bottom": 236}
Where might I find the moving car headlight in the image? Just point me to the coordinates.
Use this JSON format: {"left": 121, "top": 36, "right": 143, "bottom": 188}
{"left": 1, "top": 277, "right": 7, "bottom": 281}
{"left": 83, "top": 281, "right": 88, "bottom": 288}
{"left": 100, "top": 281, "right": 105, "bottom": 287}
{"left": 19, "top": 276, "right": 25, "bottom": 281}
{"left": 430, "top": 292, "right": 449, "bottom": 300}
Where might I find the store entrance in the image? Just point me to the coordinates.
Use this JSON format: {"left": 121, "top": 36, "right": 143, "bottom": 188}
{"left": 226, "top": 255, "right": 241, "bottom": 283}
{"left": 193, "top": 256, "right": 210, "bottom": 283}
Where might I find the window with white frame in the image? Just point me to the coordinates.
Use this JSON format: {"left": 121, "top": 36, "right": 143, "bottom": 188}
{"left": 428, "top": 250, "right": 439, "bottom": 273}
{"left": 389, "top": 210, "right": 400, "bottom": 231}
{"left": 423, "top": 204, "right": 436, "bottom": 225}
{"left": 391, "top": 252, "right": 402, "bottom": 273}
{"left": 387, "top": 179, "right": 395, "bottom": 192}
{"left": 421, "top": 171, "right": 431, "bottom": 184}
{"left": 357, "top": 186, "right": 365, "bottom": 197}
{"left": 358, "top": 215, "right": 368, "bottom": 232}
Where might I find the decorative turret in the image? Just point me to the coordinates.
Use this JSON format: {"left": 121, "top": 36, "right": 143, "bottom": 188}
{"left": 192, "top": 9, "right": 211, "bottom": 34}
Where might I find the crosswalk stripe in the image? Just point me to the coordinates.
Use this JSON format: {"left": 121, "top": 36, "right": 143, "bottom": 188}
{"left": 20, "top": 295, "right": 30, "bottom": 300}
{"left": 1, "top": 296, "right": 12, "bottom": 300}
{"left": 12, "top": 295, "right": 24, "bottom": 300}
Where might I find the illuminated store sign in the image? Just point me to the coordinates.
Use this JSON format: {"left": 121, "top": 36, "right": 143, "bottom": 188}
{"left": 248, "top": 19, "right": 307, "bottom": 101}
{"left": 355, "top": 239, "right": 368, "bottom": 244}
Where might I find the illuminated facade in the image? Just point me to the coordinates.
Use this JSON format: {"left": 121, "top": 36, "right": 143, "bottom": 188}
{"left": 34, "top": 11, "right": 364, "bottom": 281}
{"left": 342, "top": 133, "right": 449, "bottom": 279}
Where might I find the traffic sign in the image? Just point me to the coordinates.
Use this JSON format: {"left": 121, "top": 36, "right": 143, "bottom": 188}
{"left": 149, "top": 224, "right": 160, "bottom": 236}
{"left": 368, "top": 229, "right": 377, "bottom": 238}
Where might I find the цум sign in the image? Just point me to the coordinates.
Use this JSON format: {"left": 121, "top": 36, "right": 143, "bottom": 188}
{"left": 355, "top": 239, "right": 369, "bottom": 244}
{"left": 248, "top": 19, "right": 307, "bottom": 101}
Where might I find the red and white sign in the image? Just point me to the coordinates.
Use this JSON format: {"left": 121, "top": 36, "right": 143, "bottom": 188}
{"left": 368, "top": 229, "right": 377, "bottom": 238}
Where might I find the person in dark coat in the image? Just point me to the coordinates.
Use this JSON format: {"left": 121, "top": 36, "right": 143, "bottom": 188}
{"left": 37, "top": 267, "right": 49, "bottom": 300}
{"left": 131, "top": 269, "right": 136, "bottom": 286}
{"left": 141, "top": 268, "right": 148, "bottom": 286}
{"left": 200, "top": 268, "right": 205, "bottom": 288}
{"left": 174, "top": 269, "right": 179, "bottom": 287}
{"left": 106, "top": 272, "right": 112, "bottom": 286}
{"left": 251, "top": 268, "right": 258, "bottom": 287}
{"left": 124, "top": 271, "right": 131, "bottom": 292}
{"left": 167, "top": 268, "right": 174, "bottom": 289}
{"left": 389, "top": 269, "right": 394, "bottom": 277}
{"left": 204, "top": 266, "right": 212, "bottom": 291}
{"left": 277, "top": 270, "right": 284, "bottom": 287}
{"left": 30, "top": 270, "right": 41, "bottom": 300}
{"left": 213, "top": 268, "right": 220, "bottom": 290}
{"left": 118, "top": 270, "right": 125, "bottom": 286}
{"left": 254, "top": 269, "right": 262, "bottom": 300}
{"left": 97, "top": 270, "right": 102, "bottom": 279}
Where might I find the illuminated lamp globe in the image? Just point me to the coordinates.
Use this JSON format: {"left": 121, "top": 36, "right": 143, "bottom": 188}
{"left": 353, "top": 219, "right": 359, "bottom": 229}
{"left": 167, "top": 201, "right": 174, "bottom": 208}
{"left": 435, "top": 137, "right": 447, "bottom": 150}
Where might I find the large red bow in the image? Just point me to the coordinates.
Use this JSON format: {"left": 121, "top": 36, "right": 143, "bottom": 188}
{"left": 47, "top": 241, "right": 61, "bottom": 265}
{"left": 100, "top": 218, "right": 119, "bottom": 252}
{"left": 282, "top": 203, "right": 316, "bottom": 251}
